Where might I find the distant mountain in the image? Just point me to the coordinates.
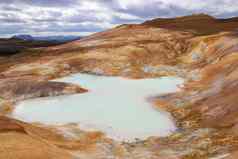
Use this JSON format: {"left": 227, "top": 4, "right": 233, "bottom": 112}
{"left": 12, "top": 35, "right": 81, "bottom": 43}
{"left": 0, "top": 35, "right": 81, "bottom": 56}
{"left": 34, "top": 36, "right": 81, "bottom": 42}
{"left": 12, "top": 35, "right": 34, "bottom": 41}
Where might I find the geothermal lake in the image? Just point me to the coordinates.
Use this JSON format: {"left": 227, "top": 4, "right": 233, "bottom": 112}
{"left": 12, "top": 73, "right": 184, "bottom": 141}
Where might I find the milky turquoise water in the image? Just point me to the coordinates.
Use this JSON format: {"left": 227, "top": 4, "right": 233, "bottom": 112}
{"left": 12, "top": 73, "right": 184, "bottom": 141}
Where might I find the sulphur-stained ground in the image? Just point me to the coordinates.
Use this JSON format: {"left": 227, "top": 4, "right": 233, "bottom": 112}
{"left": 1, "top": 14, "right": 238, "bottom": 158}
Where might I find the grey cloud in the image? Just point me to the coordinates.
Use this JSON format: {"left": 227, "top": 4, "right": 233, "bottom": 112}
{"left": 111, "top": 16, "right": 142, "bottom": 24}
{"left": 0, "top": 0, "right": 77, "bottom": 7}
{"left": 0, "top": 24, "right": 25, "bottom": 35}
{"left": 0, "top": 12, "right": 26, "bottom": 23}
{"left": 1, "top": 0, "right": 238, "bottom": 37}
{"left": 1, "top": 5, "right": 22, "bottom": 12}
{"left": 30, "top": 11, "right": 63, "bottom": 23}
{"left": 102, "top": 0, "right": 238, "bottom": 18}
{"left": 0, "top": 17, "right": 24, "bottom": 23}
{"left": 67, "top": 12, "right": 101, "bottom": 23}
{"left": 27, "top": 0, "right": 77, "bottom": 7}
{"left": 28, "top": 22, "right": 104, "bottom": 33}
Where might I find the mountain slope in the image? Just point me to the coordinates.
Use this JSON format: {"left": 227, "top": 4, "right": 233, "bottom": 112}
{"left": 143, "top": 14, "right": 238, "bottom": 35}
{"left": 13, "top": 35, "right": 81, "bottom": 42}
{"left": 0, "top": 38, "right": 65, "bottom": 56}
{"left": 0, "top": 35, "right": 81, "bottom": 56}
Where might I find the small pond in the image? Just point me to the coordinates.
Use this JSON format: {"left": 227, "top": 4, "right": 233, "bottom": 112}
{"left": 11, "top": 73, "right": 184, "bottom": 141}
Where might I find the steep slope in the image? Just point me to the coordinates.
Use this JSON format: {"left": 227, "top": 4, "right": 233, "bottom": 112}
{"left": 0, "top": 116, "right": 72, "bottom": 159}
{"left": 0, "top": 25, "right": 194, "bottom": 78}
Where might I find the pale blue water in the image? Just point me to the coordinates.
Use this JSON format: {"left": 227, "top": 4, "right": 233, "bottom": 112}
{"left": 12, "top": 73, "right": 184, "bottom": 141}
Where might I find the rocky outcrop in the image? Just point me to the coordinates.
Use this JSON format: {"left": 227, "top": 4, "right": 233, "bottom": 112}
{"left": 0, "top": 79, "right": 87, "bottom": 102}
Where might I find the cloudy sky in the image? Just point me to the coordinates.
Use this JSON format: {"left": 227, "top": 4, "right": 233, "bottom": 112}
{"left": 1, "top": 0, "right": 238, "bottom": 37}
